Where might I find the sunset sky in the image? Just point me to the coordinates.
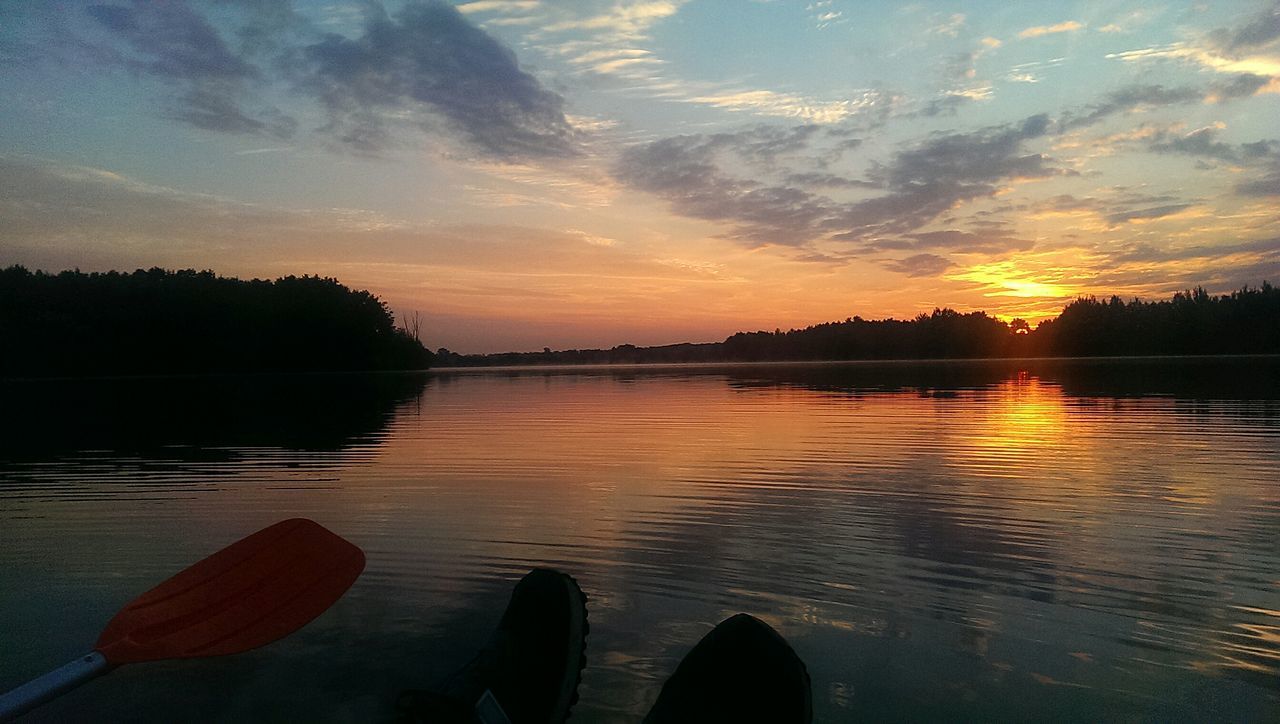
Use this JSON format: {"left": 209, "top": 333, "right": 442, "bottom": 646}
{"left": 2, "top": 1, "right": 1278, "bottom": 352}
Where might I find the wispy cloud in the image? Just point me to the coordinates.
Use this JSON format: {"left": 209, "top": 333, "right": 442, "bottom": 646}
{"left": 540, "top": 1, "right": 684, "bottom": 41}
{"left": 948, "top": 85, "right": 994, "bottom": 101}
{"left": 1096, "top": 8, "right": 1162, "bottom": 35}
{"left": 82, "top": 1, "right": 295, "bottom": 138}
{"left": 1059, "top": 72, "right": 1274, "bottom": 136}
{"left": 831, "top": 114, "right": 1068, "bottom": 243}
{"left": 685, "top": 89, "right": 886, "bottom": 124}
{"left": 1206, "top": 1, "right": 1280, "bottom": 56}
{"left": 929, "top": 13, "right": 966, "bottom": 38}
{"left": 1105, "top": 3, "right": 1280, "bottom": 98}
{"left": 917, "top": 94, "right": 976, "bottom": 118}
{"left": 233, "top": 146, "right": 293, "bottom": 156}
{"left": 1147, "top": 122, "right": 1240, "bottom": 162}
{"left": 298, "top": 1, "right": 578, "bottom": 159}
{"left": 614, "top": 114, "right": 1070, "bottom": 253}
{"left": 1004, "top": 56, "right": 1066, "bottom": 84}
{"left": 1018, "top": 21, "right": 1084, "bottom": 39}
{"left": 457, "top": 1, "right": 542, "bottom": 15}
{"left": 806, "top": 2, "right": 846, "bottom": 30}
{"left": 16, "top": 0, "right": 581, "bottom": 160}
{"left": 882, "top": 253, "right": 954, "bottom": 277}
{"left": 1059, "top": 84, "right": 1203, "bottom": 130}
{"left": 1108, "top": 42, "right": 1280, "bottom": 77}
{"left": 1104, "top": 203, "right": 1198, "bottom": 226}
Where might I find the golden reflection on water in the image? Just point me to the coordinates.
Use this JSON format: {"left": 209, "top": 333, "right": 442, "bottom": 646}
{"left": 1, "top": 366, "right": 1278, "bottom": 722}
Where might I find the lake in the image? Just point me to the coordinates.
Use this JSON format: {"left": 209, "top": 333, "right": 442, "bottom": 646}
{"left": 1, "top": 359, "right": 1278, "bottom": 722}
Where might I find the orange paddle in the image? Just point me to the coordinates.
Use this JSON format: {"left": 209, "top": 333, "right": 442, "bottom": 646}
{"left": 0, "top": 519, "right": 365, "bottom": 721}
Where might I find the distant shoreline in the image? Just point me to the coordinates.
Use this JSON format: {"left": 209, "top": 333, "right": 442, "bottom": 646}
{"left": 5, "top": 267, "right": 1275, "bottom": 377}
{"left": 431, "top": 353, "right": 1280, "bottom": 373}
{"left": 435, "top": 283, "right": 1278, "bottom": 367}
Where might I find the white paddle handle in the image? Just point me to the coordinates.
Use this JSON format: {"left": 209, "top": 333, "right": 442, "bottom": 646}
{"left": 0, "top": 651, "right": 109, "bottom": 722}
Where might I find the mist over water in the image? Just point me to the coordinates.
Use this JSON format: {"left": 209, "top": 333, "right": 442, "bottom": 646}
{"left": 2, "top": 359, "right": 1278, "bottom": 722}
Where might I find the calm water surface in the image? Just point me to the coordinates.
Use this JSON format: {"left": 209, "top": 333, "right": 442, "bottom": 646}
{"left": 1, "top": 359, "right": 1278, "bottom": 722}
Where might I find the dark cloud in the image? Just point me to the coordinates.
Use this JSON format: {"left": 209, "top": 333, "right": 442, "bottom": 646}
{"left": 874, "top": 115, "right": 1054, "bottom": 188}
{"left": 1148, "top": 125, "right": 1240, "bottom": 162}
{"left": 171, "top": 83, "right": 297, "bottom": 136}
{"left": 614, "top": 133, "right": 834, "bottom": 245}
{"left": 1030, "top": 193, "right": 1100, "bottom": 214}
{"left": 84, "top": 0, "right": 295, "bottom": 139}
{"left": 1060, "top": 84, "right": 1202, "bottom": 130}
{"left": 903, "top": 230, "right": 1035, "bottom": 254}
{"left": 85, "top": 2, "right": 257, "bottom": 80}
{"left": 1063, "top": 7, "right": 1278, "bottom": 140}
{"left": 784, "top": 172, "right": 880, "bottom": 189}
{"left": 881, "top": 253, "right": 955, "bottom": 277}
{"left": 612, "top": 124, "right": 854, "bottom": 244}
{"left": 1061, "top": 69, "right": 1272, "bottom": 133}
{"left": 1110, "top": 237, "right": 1280, "bottom": 264}
{"left": 25, "top": 1, "right": 575, "bottom": 158}
{"left": 1030, "top": 190, "right": 1184, "bottom": 214}
{"left": 1234, "top": 140, "right": 1280, "bottom": 196}
{"left": 809, "top": 135, "right": 865, "bottom": 170}
{"left": 1208, "top": 2, "right": 1280, "bottom": 56}
{"left": 918, "top": 94, "right": 975, "bottom": 118}
{"left": 859, "top": 229, "right": 1034, "bottom": 256}
{"left": 617, "top": 114, "right": 1067, "bottom": 249}
{"left": 703, "top": 125, "right": 823, "bottom": 166}
{"left": 1237, "top": 165, "right": 1280, "bottom": 196}
{"left": 829, "top": 114, "right": 1065, "bottom": 241}
{"left": 1104, "top": 203, "right": 1193, "bottom": 226}
{"left": 1093, "top": 237, "right": 1280, "bottom": 295}
{"left": 299, "top": 1, "right": 576, "bottom": 158}
{"left": 1242, "top": 139, "right": 1280, "bottom": 157}
{"left": 1023, "top": 190, "right": 1213, "bottom": 228}
{"left": 1209, "top": 73, "right": 1273, "bottom": 100}
{"left": 218, "top": 0, "right": 311, "bottom": 58}
{"left": 1142, "top": 129, "right": 1280, "bottom": 195}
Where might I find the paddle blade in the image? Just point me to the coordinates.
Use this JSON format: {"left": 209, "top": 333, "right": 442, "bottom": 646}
{"left": 94, "top": 518, "right": 365, "bottom": 665}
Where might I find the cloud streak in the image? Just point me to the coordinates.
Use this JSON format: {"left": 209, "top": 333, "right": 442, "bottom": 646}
{"left": 1059, "top": 83, "right": 1203, "bottom": 130}
{"left": 882, "top": 253, "right": 954, "bottom": 277}
{"left": 1018, "top": 21, "right": 1084, "bottom": 39}
{"left": 84, "top": 0, "right": 296, "bottom": 138}
{"left": 1207, "top": 2, "right": 1280, "bottom": 56}
{"left": 26, "top": 1, "right": 578, "bottom": 159}
{"left": 615, "top": 114, "right": 1067, "bottom": 254}
{"left": 299, "top": 1, "right": 577, "bottom": 158}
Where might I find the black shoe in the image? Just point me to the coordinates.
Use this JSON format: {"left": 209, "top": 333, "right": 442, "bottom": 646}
{"left": 643, "top": 614, "right": 812, "bottom": 724}
{"left": 396, "top": 569, "right": 589, "bottom": 724}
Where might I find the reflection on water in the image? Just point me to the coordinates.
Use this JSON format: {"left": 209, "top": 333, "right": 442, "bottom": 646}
{"left": 1, "top": 359, "right": 1278, "bottom": 722}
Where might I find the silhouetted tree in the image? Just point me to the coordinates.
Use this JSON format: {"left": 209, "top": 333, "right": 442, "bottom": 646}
{"left": 0, "top": 266, "right": 435, "bottom": 377}
{"left": 1030, "top": 283, "right": 1279, "bottom": 356}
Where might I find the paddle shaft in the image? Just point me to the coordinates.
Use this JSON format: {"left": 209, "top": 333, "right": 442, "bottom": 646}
{"left": 0, "top": 652, "right": 109, "bottom": 722}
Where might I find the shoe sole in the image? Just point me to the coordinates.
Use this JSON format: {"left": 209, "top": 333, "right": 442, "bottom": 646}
{"left": 551, "top": 572, "right": 588, "bottom": 722}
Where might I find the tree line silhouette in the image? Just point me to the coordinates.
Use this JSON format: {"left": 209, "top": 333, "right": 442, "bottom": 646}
{"left": 1, "top": 266, "right": 433, "bottom": 377}
{"left": 4, "top": 266, "right": 1275, "bottom": 375}
{"left": 435, "top": 282, "right": 1278, "bottom": 366}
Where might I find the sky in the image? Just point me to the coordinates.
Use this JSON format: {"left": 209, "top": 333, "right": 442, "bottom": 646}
{"left": 1, "top": 1, "right": 1278, "bottom": 353}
